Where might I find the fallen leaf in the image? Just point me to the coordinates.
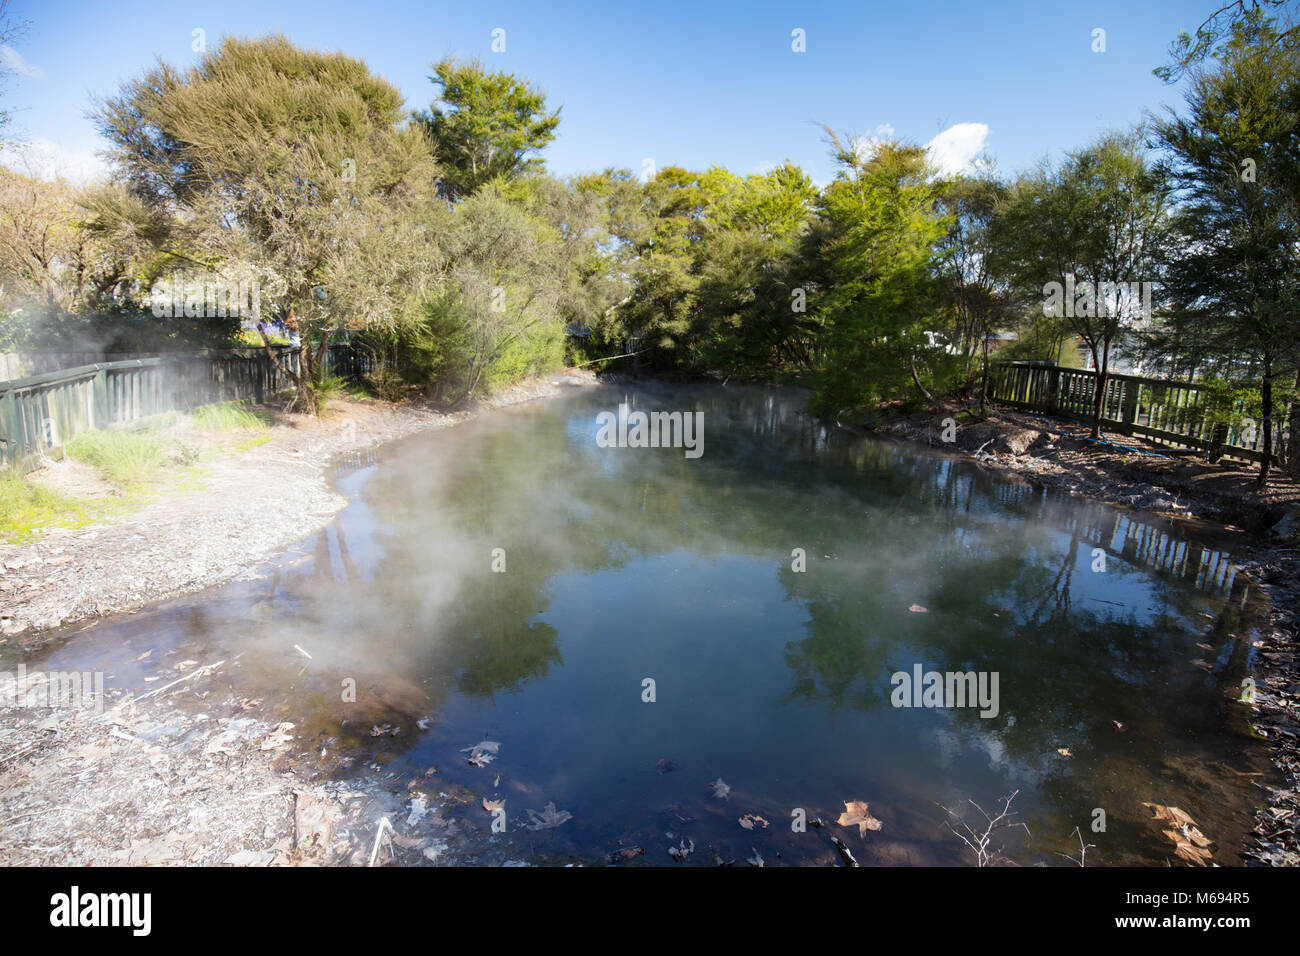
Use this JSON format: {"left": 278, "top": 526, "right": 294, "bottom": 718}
{"left": 1142, "top": 802, "right": 1215, "bottom": 865}
{"left": 709, "top": 778, "right": 731, "bottom": 799}
{"left": 482, "top": 798, "right": 505, "bottom": 813}
{"left": 406, "top": 795, "right": 429, "bottom": 827}
{"left": 746, "top": 847, "right": 764, "bottom": 867}
{"left": 260, "top": 722, "right": 295, "bottom": 750}
{"left": 739, "top": 813, "right": 769, "bottom": 831}
{"left": 524, "top": 801, "right": 572, "bottom": 831}
{"left": 609, "top": 846, "right": 644, "bottom": 862}
{"left": 1111, "top": 720, "right": 1127, "bottom": 733}
{"left": 1057, "top": 747, "right": 1073, "bottom": 757}
{"left": 461, "top": 740, "right": 500, "bottom": 767}
{"left": 909, "top": 604, "right": 928, "bottom": 613}
{"left": 667, "top": 837, "right": 695, "bottom": 860}
{"left": 837, "top": 800, "right": 883, "bottom": 836}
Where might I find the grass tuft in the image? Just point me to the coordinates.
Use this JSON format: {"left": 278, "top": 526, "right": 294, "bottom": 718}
{"left": 192, "top": 402, "right": 270, "bottom": 432}
{"left": 65, "top": 429, "right": 167, "bottom": 485}
{"left": 0, "top": 471, "right": 89, "bottom": 542}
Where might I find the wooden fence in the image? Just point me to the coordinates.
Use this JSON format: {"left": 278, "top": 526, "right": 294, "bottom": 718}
{"left": 0, "top": 343, "right": 374, "bottom": 471}
{"left": 988, "top": 361, "right": 1284, "bottom": 463}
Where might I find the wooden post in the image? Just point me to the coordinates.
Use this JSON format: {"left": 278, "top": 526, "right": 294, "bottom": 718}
{"left": 1119, "top": 377, "right": 1139, "bottom": 435}
{"left": 92, "top": 367, "right": 108, "bottom": 428}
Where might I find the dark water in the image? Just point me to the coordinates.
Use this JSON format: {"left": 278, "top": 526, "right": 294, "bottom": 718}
{"left": 10, "top": 385, "right": 1275, "bottom": 865}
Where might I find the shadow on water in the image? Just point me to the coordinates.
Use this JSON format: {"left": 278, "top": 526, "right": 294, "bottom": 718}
{"left": 6, "top": 385, "right": 1277, "bottom": 866}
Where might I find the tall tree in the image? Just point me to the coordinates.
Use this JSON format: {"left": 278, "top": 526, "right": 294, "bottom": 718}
{"left": 1152, "top": 15, "right": 1300, "bottom": 483}
{"left": 805, "top": 132, "right": 949, "bottom": 418}
{"left": 934, "top": 169, "right": 1021, "bottom": 409}
{"left": 93, "top": 34, "right": 437, "bottom": 412}
{"left": 414, "top": 57, "right": 560, "bottom": 201}
{"left": 997, "top": 132, "right": 1171, "bottom": 438}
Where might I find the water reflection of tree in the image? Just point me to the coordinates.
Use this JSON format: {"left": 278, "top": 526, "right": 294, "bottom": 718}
{"left": 349, "top": 386, "right": 1231, "bottom": 744}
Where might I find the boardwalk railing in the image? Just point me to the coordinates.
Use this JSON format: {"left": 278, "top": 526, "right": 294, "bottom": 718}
{"left": 0, "top": 347, "right": 315, "bottom": 471}
{"left": 989, "top": 361, "right": 1285, "bottom": 463}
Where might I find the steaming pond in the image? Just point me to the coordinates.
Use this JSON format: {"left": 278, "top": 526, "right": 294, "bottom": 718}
{"left": 13, "top": 385, "right": 1276, "bottom": 865}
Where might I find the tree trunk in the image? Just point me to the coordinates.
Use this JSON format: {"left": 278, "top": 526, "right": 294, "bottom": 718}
{"left": 979, "top": 336, "right": 989, "bottom": 414}
{"left": 1286, "top": 368, "right": 1300, "bottom": 476}
{"left": 909, "top": 354, "right": 937, "bottom": 409}
{"left": 1087, "top": 338, "right": 1109, "bottom": 440}
{"left": 1257, "top": 350, "right": 1273, "bottom": 488}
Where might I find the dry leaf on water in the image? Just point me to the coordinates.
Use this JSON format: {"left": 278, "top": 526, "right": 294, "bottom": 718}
{"left": 1057, "top": 747, "right": 1073, "bottom": 757}
{"left": 709, "top": 777, "right": 731, "bottom": 799}
{"left": 668, "top": 837, "right": 695, "bottom": 860}
{"left": 1142, "top": 802, "right": 1214, "bottom": 865}
{"left": 837, "top": 800, "right": 883, "bottom": 836}
{"left": 610, "top": 846, "right": 644, "bottom": 862}
{"left": 482, "top": 798, "right": 505, "bottom": 813}
{"left": 461, "top": 740, "right": 500, "bottom": 767}
{"left": 909, "top": 604, "right": 928, "bottom": 613}
{"left": 739, "top": 813, "right": 769, "bottom": 831}
{"left": 524, "top": 801, "right": 572, "bottom": 831}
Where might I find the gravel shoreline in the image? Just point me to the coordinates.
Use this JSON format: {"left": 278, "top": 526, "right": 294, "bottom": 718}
{"left": 0, "top": 375, "right": 596, "bottom": 867}
{"left": 0, "top": 377, "right": 588, "bottom": 647}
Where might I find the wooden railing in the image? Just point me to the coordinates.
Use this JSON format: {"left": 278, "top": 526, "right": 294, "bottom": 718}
{"left": 0, "top": 347, "right": 314, "bottom": 471}
{"left": 988, "top": 361, "right": 1283, "bottom": 463}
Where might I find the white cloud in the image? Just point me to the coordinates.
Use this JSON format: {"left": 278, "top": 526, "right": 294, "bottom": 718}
{"left": 925, "top": 122, "right": 990, "bottom": 178}
{"left": 0, "top": 138, "right": 110, "bottom": 185}
{"left": 0, "top": 44, "right": 44, "bottom": 79}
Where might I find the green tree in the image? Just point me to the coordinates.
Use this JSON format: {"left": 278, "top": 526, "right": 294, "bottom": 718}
{"left": 414, "top": 57, "right": 560, "bottom": 201}
{"left": 93, "top": 34, "right": 437, "bottom": 412}
{"left": 1152, "top": 16, "right": 1300, "bottom": 482}
{"left": 933, "top": 169, "right": 1023, "bottom": 409}
{"left": 805, "top": 132, "right": 949, "bottom": 418}
{"left": 996, "top": 132, "right": 1171, "bottom": 438}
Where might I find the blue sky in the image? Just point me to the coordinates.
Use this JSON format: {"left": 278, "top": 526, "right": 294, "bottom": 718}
{"left": 1, "top": 0, "right": 1215, "bottom": 184}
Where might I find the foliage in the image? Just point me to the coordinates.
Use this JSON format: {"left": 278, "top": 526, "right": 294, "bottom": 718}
{"left": 93, "top": 34, "right": 438, "bottom": 413}
{"left": 414, "top": 57, "right": 560, "bottom": 200}
{"left": 805, "top": 137, "right": 950, "bottom": 417}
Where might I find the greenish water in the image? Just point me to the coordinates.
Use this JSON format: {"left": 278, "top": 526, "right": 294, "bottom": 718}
{"left": 15, "top": 385, "right": 1273, "bottom": 865}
